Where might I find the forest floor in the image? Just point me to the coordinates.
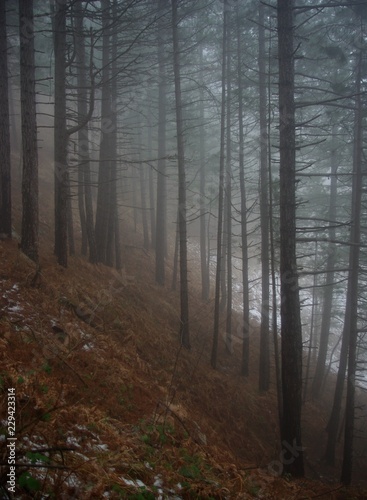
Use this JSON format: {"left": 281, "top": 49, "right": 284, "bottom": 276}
{"left": 1, "top": 169, "right": 367, "bottom": 498}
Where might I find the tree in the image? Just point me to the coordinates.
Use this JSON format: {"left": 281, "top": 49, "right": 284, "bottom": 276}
{"left": 211, "top": 0, "right": 228, "bottom": 369}
{"left": 171, "top": 0, "right": 190, "bottom": 349}
{"left": 325, "top": 37, "right": 364, "bottom": 472}
{"left": 311, "top": 122, "right": 338, "bottom": 399}
{"left": 53, "top": 0, "right": 69, "bottom": 267}
{"left": 155, "top": 0, "right": 169, "bottom": 285}
{"left": 74, "top": 0, "right": 97, "bottom": 263}
{"left": 277, "top": 0, "right": 304, "bottom": 477}
{"left": 0, "top": 0, "right": 11, "bottom": 239}
{"left": 236, "top": 0, "right": 250, "bottom": 377}
{"left": 19, "top": 0, "right": 39, "bottom": 262}
{"left": 258, "top": 1, "right": 270, "bottom": 391}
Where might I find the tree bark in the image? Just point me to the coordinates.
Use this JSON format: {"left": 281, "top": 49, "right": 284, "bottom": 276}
{"left": 172, "top": 0, "right": 190, "bottom": 349}
{"left": 277, "top": 0, "right": 304, "bottom": 477}
{"left": 155, "top": 0, "right": 168, "bottom": 285}
{"left": 211, "top": 0, "right": 228, "bottom": 369}
{"left": 258, "top": 1, "right": 270, "bottom": 391}
{"left": 0, "top": 0, "right": 11, "bottom": 239}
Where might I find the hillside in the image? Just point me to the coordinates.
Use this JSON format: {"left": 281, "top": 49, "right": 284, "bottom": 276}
{"left": 1, "top": 174, "right": 367, "bottom": 498}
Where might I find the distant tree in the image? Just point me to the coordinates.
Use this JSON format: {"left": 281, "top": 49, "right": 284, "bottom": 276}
{"left": 277, "top": 0, "right": 304, "bottom": 477}
{"left": 0, "top": 0, "right": 11, "bottom": 239}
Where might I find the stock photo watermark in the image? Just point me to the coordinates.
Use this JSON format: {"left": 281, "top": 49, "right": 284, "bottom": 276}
{"left": 6, "top": 387, "right": 17, "bottom": 494}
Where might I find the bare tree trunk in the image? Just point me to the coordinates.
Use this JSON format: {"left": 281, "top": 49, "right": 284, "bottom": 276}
{"left": 75, "top": 0, "right": 97, "bottom": 263}
{"left": 199, "top": 45, "right": 209, "bottom": 302}
{"left": 258, "top": 1, "right": 270, "bottom": 391}
{"left": 311, "top": 123, "right": 338, "bottom": 398}
{"left": 277, "top": 0, "right": 304, "bottom": 477}
{"left": 225, "top": 23, "right": 232, "bottom": 354}
{"left": 155, "top": 0, "right": 168, "bottom": 285}
{"left": 236, "top": 1, "right": 250, "bottom": 377}
{"left": 327, "top": 48, "right": 362, "bottom": 477}
{"left": 53, "top": 0, "right": 69, "bottom": 267}
{"left": 172, "top": 0, "right": 190, "bottom": 349}
{"left": 211, "top": 0, "right": 228, "bottom": 369}
{"left": 20, "top": 0, "right": 39, "bottom": 262}
{"left": 95, "top": 0, "right": 112, "bottom": 264}
{"left": 0, "top": 0, "right": 11, "bottom": 239}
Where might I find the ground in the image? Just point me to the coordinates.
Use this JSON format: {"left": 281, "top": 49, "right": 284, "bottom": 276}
{"left": 1, "top": 171, "right": 367, "bottom": 498}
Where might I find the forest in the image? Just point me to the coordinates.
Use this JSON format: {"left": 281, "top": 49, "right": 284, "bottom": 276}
{"left": 1, "top": 0, "right": 367, "bottom": 498}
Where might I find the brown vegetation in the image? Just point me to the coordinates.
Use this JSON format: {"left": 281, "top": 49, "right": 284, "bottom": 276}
{"left": 1, "top": 174, "right": 367, "bottom": 498}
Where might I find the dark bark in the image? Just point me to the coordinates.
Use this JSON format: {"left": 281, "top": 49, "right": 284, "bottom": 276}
{"left": 19, "top": 0, "right": 39, "bottom": 262}
{"left": 225, "top": 23, "right": 232, "bottom": 355}
{"left": 172, "top": 0, "right": 190, "bottom": 349}
{"left": 75, "top": 0, "right": 97, "bottom": 263}
{"left": 236, "top": 1, "right": 250, "bottom": 377}
{"left": 53, "top": 0, "right": 69, "bottom": 267}
{"left": 339, "top": 50, "right": 362, "bottom": 483}
{"left": 155, "top": 0, "right": 168, "bottom": 285}
{"left": 277, "top": 0, "right": 304, "bottom": 477}
{"left": 95, "top": 0, "right": 112, "bottom": 264}
{"left": 199, "top": 45, "right": 209, "bottom": 302}
{"left": 211, "top": 0, "right": 227, "bottom": 369}
{"left": 0, "top": 0, "right": 11, "bottom": 239}
{"left": 258, "top": 1, "right": 270, "bottom": 391}
{"left": 311, "top": 124, "right": 338, "bottom": 399}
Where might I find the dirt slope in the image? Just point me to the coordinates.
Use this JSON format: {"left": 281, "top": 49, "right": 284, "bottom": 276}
{"left": 0, "top": 235, "right": 366, "bottom": 499}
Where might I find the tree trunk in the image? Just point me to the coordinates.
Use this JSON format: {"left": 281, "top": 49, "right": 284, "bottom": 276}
{"left": 95, "top": 0, "right": 112, "bottom": 264}
{"left": 258, "top": 1, "right": 270, "bottom": 391}
{"left": 311, "top": 123, "right": 338, "bottom": 398}
{"left": 328, "top": 48, "right": 363, "bottom": 478}
{"left": 225, "top": 22, "right": 232, "bottom": 355}
{"left": 19, "top": 0, "right": 39, "bottom": 262}
{"left": 75, "top": 0, "right": 97, "bottom": 263}
{"left": 53, "top": 0, "right": 69, "bottom": 267}
{"left": 277, "top": 0, "right": 304, "bottom": 477}
{"left": 211, "top": 0, "right": 227, "bottom": 369}
{"left": 0, "top": 0, "right": 11, "bottom": 239}
{"left": 236, "top": 1, "right": 250, "bottom": 377}
{"left": 199, "top": 45, "right": 209, "bottom": 302}
{"left": 171, "top": 0, "right": 190, "bottom": 349}
{"left": 155, "top": 0, "right": 168, "bottom": 285}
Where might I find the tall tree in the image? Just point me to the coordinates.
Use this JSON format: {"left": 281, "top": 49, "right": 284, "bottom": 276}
{"left": 19, "top": 0, "right": 39, "bottom": 262}
{"left": 171, "top": 0, "right": 190, "bottom": 349}
{"left": 211, "top": 0, "right": 228, "bottom": 369}
{"left": 0, "top": 0, "right": 11, "bottom": 239}
{"left": 53, "top": 0, "right": 69, "bottom": 267}
{"left": 74, "top": 0, "right": 97, "bottom": 263}
{"left": 311, "top": 123, "right": 338, "bottom": 399}
{"left": 155, "top": 0, "right": 168, "bottom": 285}
{"left": 95, "top": 0, "right": 112, "bottom": 264}
{"left": 277, "top": 0, "right": 304, "bottom": 477}
{"left": 326, "top": 43, "right": 363, "bottom": 472}
{"left": 258, "top": 1, "right": 270, "bottom": 391}
{"left": 236, "top": 1, "right": 250, "bottom": 376}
